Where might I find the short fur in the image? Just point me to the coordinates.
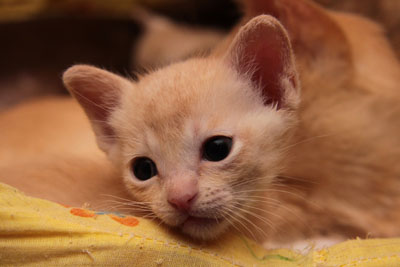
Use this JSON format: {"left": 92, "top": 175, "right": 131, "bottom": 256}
{"left": 1, "top": 0, "right": 400, "bottom": 246}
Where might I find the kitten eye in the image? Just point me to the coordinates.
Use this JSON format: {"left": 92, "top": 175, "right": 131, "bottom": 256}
{"left": 202, "top": 136, "right": 233, "bottom": 162}
{"left": 131, "top": 157, "right": 158, "bottom": 181}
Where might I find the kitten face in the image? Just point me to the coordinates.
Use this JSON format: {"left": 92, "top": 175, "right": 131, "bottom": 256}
{"left": 63, "top": 15, "right": 300, "bottom": 240}
{"left": 108, "top": 58, "right": 295, "bottom": 239}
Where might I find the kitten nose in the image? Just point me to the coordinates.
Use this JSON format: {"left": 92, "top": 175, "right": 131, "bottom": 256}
{"left": 166, "top": 172, "right": 198, "bottom": 211}
{"left": 168, "top": 192, "right": 198, "bottom": 211}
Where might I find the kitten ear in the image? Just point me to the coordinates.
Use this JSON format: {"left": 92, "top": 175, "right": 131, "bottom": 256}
{"left": 63, "top": 65, "right": 131, "bottom": 153}
{"left": 243, "top": 0, "right": 351, "bottom": 72}
{"left": 225, "top": 15, "right": 299, "bottom": 109}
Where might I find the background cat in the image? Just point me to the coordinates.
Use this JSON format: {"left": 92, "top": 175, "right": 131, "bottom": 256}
{"left": 315, "top": 0, "right": 400, "bottom": 56}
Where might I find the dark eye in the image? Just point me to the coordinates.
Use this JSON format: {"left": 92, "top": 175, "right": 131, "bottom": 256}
{"left": 131, "top": 157, "right": 158, "bottom": 181}
{"left": 202, "top": 136, "right": 233, "bottom": 162}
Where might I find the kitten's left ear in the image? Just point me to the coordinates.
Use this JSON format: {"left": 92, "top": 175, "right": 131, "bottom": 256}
{"left": 63, "top": 65, "right": 131, "bottom": 154}
{"left": 225, "top": 15, "right": 299, "bottom": 109}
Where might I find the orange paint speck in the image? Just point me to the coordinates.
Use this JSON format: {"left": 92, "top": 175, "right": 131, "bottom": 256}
{"left": 109, "top": 215, "right": 139, "bottom": 227}
{"left": 70, "top": 208, "right": 96, "bottom": 218}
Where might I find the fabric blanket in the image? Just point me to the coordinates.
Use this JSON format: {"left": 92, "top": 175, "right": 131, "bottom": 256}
{"left": 1, "top": 182, "right": 399, "bottom": 266}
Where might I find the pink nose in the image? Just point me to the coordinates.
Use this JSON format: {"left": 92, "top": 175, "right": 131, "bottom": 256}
{"left": 168, "top": 192, "right": 197, "bottom": 211}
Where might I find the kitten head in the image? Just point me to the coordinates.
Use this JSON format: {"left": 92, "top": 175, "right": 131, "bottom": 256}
{"left": 63, "top": 15, "right": 300, "bottom": 240}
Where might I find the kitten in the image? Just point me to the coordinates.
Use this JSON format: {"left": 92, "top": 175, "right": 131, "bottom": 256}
{"left": 2, "top": 0, "right": 400, "bottom": 246}
{"left": 62, "top": 0, "right": 400, "bottom": 243}
{"left": 63, "top": 13, "right": 299, "bottom": 241}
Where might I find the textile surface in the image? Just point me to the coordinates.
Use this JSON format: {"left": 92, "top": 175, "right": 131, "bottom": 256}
{"left": 1, "top": 183, "right": 399, "bottom": 266}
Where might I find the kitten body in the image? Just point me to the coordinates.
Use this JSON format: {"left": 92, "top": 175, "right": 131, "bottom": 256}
{"left": 0, "top": 97, "right": 131, "bottom": 207}
{"left": 1, "top": 0, "right": 400, "bottom": 246}
{"left": 235, "top": 0, "right": 400, "bottom": 245}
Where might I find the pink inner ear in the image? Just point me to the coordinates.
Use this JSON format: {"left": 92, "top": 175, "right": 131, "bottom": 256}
{"left": 63, "top": 65, "right": 124, "bottom": 139}
{"left": 246, "top": 32, "right": 285, "bottom": 107}
{"left": 73, "top": 88, "right": 118, "bottom": 137}
{"left": 234, "top": 20, "right": 292, "bottom": 109}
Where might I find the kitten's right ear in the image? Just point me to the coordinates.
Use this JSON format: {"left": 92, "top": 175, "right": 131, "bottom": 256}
{"left": 63, "top": 65, "right": 131, "bottom": 154}
{"left": 225, "top": 15, "right": 299, "bottom": 110}
{"left": 242, "top": 0, "right": 352, "bottom": 73}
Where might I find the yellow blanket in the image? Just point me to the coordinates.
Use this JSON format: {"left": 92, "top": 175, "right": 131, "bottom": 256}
{"left": 0, "top": 182, "right": 399, "bottom": 266}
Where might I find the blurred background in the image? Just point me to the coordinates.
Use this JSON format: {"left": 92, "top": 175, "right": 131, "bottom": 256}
{"left": 0, "top": 0, "right": 399, "bottom": 110}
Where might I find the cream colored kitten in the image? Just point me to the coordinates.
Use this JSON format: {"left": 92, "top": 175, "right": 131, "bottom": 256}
{"left": 63, "top": 15, "right": 299, "bottom": 240}
{"left": 1, "top": 0, "right": 400, "bottom": 246}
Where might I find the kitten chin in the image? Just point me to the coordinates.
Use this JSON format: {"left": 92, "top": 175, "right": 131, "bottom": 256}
{"left": 180, "top": 216, "right": 231, "bottom": 240}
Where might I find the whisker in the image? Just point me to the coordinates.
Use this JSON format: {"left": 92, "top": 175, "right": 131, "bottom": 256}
{"left": 100, "top": 194, "right": 153, "bottom": 204}
{"left": 99, "top": 198, "right": 151, "bottom": 205}
{"left": 233, "top": 195, "right": 282, "bottom": 205}
{"left": 100, "top": 202, "right": 152, "bottom": 209}
{"left": 225, "top": 205, "right": 268, "bottom": 240}
{"left": 232, "top": 188, "right": 315, "bottom": 206}
{"left": 221, "top": 207, "right": 258, "bottom": 241}
{"left": 232, "top": 204, "right": 276, "bottom": 234}
{"left": 276, "top": 175, "right": 319, "bottom": 185}
{"left": 232, "top": 200, "right": 298, "bottom": 232}
{"left": 219, "top": 209, "right": 245, "bottom": 237}
{"left": 234, "top": 197, "right": 311, "bottom": 232}
{"left": 280, "top": 133, "right": 336, "bottom": 152}
{"left": 230, "top": 176, "right": 273, "bottom": 189}
{"left": 96, "top": 201, "right": 151, "bottom": 209}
